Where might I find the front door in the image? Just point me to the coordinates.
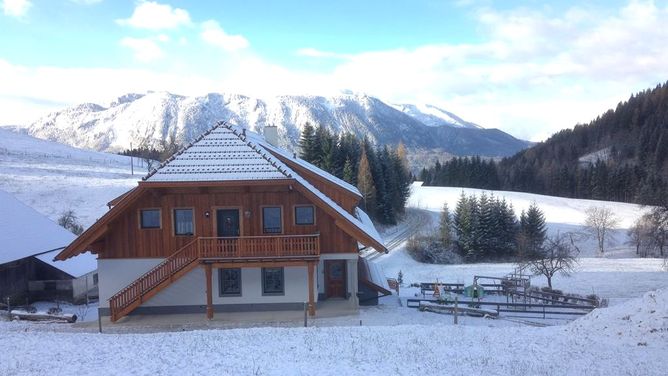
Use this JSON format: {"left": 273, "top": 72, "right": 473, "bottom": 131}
{"left": 217, "top": 209, "right": 240, "bottom": 237}
{"left": 325, "top": 260, "right": 347, "bottom": 298}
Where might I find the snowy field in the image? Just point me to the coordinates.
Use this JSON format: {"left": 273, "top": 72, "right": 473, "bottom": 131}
{"left": 1, "top": 289, "right": 666, "bottom": 375}
{"left": 0, "top": 128, "right": 141, "bottom": 226}
{"left": 374, "top": 183, "right": 668, "bottom": 307}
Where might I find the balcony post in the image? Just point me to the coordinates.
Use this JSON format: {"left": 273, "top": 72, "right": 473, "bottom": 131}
{"left": 205, "top": 264, "right": 213, "bottom": 320}
{"left": 307, "top": 261, "right": 316, "bottom": 316}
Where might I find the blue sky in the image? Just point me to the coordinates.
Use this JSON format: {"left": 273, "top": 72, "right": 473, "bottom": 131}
{"left": 1, "top": 0, "right": 667, "bottom": 141}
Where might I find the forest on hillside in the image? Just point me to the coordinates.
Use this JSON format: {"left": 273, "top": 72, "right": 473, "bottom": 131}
{"left": 298, "top": 124, "right": 412, "bottom": 225}
{"left": 420, "top": 81, "right": 668, "bottom": 206}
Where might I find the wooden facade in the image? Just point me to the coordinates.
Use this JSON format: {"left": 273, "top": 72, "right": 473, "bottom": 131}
{"left": 56, "top": 123, "right": 388, "bottom": 322}
{"left": 98, "top": 182, "right": 357, "bottom": 260}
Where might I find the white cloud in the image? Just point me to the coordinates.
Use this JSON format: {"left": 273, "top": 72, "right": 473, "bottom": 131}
{"left": 0, "top": 59, "right": 216, "bottom": 124}
{"left": 2, "top": 0, "right": 31, "bottom": 17}
{"left": 116, "top": 1, "right": 191, "bottom": 30}
{"left": 3, "top": 1, "right": 668, "bottom": 142}
{"left": 296, "top": 48, "right": 350, "bottom": 59}
{"left": 200, "top": 20, "right": 249, "bottom": 51}
{"left": 290, "top": 1, "right": 668, "bottom": 140}
{"left": 68, "top": 0, "right": 103, "bottom": 4}
{"left": 119, "top": 37, "right": 165, "bottom": 62}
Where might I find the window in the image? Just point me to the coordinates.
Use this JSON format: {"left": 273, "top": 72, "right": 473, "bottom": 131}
{"left": 262, "top": 267, "right": 284, "bottom": 295}
{"left": 219, "top": 268, "right": 241, "bottom": 296}
{"left": 140, "top": 209, "right": 161, "bottom": 229}
{"left": 93, "top": 273, "right": 98, "bottom": 286}
{"left": 295, "top": 206, "right": 315, "bottom": 225}
{"left": 262, "top": 207, "right": 282, "bottom": 234}
{"left": 174, "top": 209, "right": 194, "bottom": 236}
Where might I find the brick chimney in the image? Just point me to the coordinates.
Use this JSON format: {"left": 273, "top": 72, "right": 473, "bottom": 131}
{"left": 264, "top": 126, "right": 279, "bottom": 146}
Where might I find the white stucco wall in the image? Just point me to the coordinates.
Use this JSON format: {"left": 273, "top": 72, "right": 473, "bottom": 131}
{"left": 98, "top": 259, "right": 164, "bottom": 308}
{"left": 212, "top": 267, "right": 312, "bottom": 305}
{"left": 98, "top": 259, "right": 318, "bottom": 308}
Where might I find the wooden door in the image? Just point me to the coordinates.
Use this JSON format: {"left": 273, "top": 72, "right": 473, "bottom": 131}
{"left": 217, "top": 209, "right": 240, "bottom": 237}
{"left": 325, "top": 260, "right": 347, "bottom": 298}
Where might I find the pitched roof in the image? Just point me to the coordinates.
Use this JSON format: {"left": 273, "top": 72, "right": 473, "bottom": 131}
{"left": 144, "top": 125, "right": 291, "bottom": 182}
{"left": 246, "top": 132, "right": 362, "bottom": 198}
{"left": 0, "top": 190, "right": 96, "bottom": 277}
{"left": 57, "top": 122, "right": 386, "bottom": 260}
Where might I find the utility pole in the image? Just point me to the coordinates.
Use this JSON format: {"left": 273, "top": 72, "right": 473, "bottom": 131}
{"left": 130, "top": 142, "right": 134, "bottom": 176}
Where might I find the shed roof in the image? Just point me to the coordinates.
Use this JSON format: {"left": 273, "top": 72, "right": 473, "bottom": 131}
{"left": 0, "top": 190, "right": 96, "bottom": 277}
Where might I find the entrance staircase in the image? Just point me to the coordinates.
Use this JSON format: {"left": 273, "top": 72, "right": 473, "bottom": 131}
{"left": 109, "top": 239, "right": 200, "bottom": 322}
{"left": 108, "top": 235, "right": 319, "bottom": 322}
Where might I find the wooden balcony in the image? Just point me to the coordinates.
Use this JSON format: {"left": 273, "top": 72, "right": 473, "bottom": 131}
{"left": 198, "top": 234, "right": 320, "bottom": 260}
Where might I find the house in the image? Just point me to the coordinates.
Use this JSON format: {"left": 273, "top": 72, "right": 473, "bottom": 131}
{"left": 0, "top": 190, "right": 98, "bottom": 305}
{"left": 55, "top": 122, "right": 388, "bottom": 322}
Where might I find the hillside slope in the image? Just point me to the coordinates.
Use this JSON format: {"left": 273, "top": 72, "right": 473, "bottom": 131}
{"left": 0, "top": 128, "right": 139, "bottom": 227}
{"left": 498, "top": 81, "right": 668, "bottom": 205}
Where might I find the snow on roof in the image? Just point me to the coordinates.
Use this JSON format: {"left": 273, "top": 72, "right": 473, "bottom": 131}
{"left": 145, "top": 126, "right": 290, "bottom": 182}
{"left": 360, "top": 257, "right": 391, "bottom": 290}
{"left": 355, "top": 207, "right": 383, "bottom": 247}
{"left": 0, "top": 190, "right": 96, "bottom": 277}
{"left": 36, "top": 249, "right": 97, "bottom": 278}
{"left": 143, "top": 122, "right": 385, "bottom": 251}
{"left": 246, "top": 132, "right": 362, "bottom": 197}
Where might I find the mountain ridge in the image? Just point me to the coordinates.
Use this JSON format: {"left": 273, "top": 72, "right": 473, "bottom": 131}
{"left": 20, "top": 91, "right": 530, "bottom": 159}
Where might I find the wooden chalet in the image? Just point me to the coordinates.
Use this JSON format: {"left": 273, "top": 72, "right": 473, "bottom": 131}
{"left": 56, "top": 122, "right": 388, "bottom": 322}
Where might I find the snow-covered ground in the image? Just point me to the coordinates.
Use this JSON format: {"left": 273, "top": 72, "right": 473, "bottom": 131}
{"left": 375, "top": 183, "right": 668, "bottom": 306}
{"left": 2, "top": 288, "right": 666, "bottom": 375}
{"left": 0, "top": 128, "right": 140, "bottom": 227}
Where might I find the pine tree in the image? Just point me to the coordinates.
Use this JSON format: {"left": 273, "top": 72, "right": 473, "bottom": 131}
{"left": 298, "top": 123, "right": 317, "bottom": 162}
{"left": 342, "top": 158, "right": 356, "bottom": 185}
{"left": 519, "top": 202, "right": 547, "bottom": 259}
{"left": 439, "top": 202, "right": 452, "bottom": 248}
{"left": 357, "top": 150, "right": 376, "bottom": 212}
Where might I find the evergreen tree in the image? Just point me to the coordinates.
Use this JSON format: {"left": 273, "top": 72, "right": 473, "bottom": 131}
{"left": 298, "top": 123, "right": 318, "bottom": 162}
{"left": 519, "top": 202, "right": 547, "bottom": 259}
{"left": 357, "top": 150, "right": 376, "bottom": 212}
{"left": 342, "top": 158, "right": 356, "bottom": 185}
{"left": 439, "top": 202, "right": 452, "bottom": 248}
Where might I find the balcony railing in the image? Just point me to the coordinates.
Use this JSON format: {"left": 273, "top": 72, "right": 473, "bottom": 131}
{"left": 198, "top": 234, "right": 320, "bottom": 259}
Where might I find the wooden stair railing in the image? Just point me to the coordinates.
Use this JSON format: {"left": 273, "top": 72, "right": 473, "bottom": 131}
{"left": 108, "top": 238, "right": 200, "bottom": 322}
{"left": 108, "top": 234, "right": 320, "bottom": 322}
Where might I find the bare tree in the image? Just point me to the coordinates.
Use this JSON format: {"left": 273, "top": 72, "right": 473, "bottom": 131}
{"left": 522, "top": 233, "right": 579, "bottom": 289}
{"left": 58, "top": 210, "right": 84, "bottom": 235}
{"left": 584, "top": 206, "right": 620, "bottom": 254}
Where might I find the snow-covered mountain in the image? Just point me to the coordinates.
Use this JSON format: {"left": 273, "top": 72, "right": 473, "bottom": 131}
{"left": 23, "top": 92, "right": 530, "bottom": 158}
{"left": 390, "top": 103, "right": 482, "bottom": 129}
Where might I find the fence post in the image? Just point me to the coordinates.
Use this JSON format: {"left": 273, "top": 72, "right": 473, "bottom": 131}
{"left": 454, "top": 296, "right": 458, "bottom": 325}
{"left": 98, "top": 308, "right": 102, "bottom": 333}
{"left": 303, "top": 302, "right": 308, "bottom": 327}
